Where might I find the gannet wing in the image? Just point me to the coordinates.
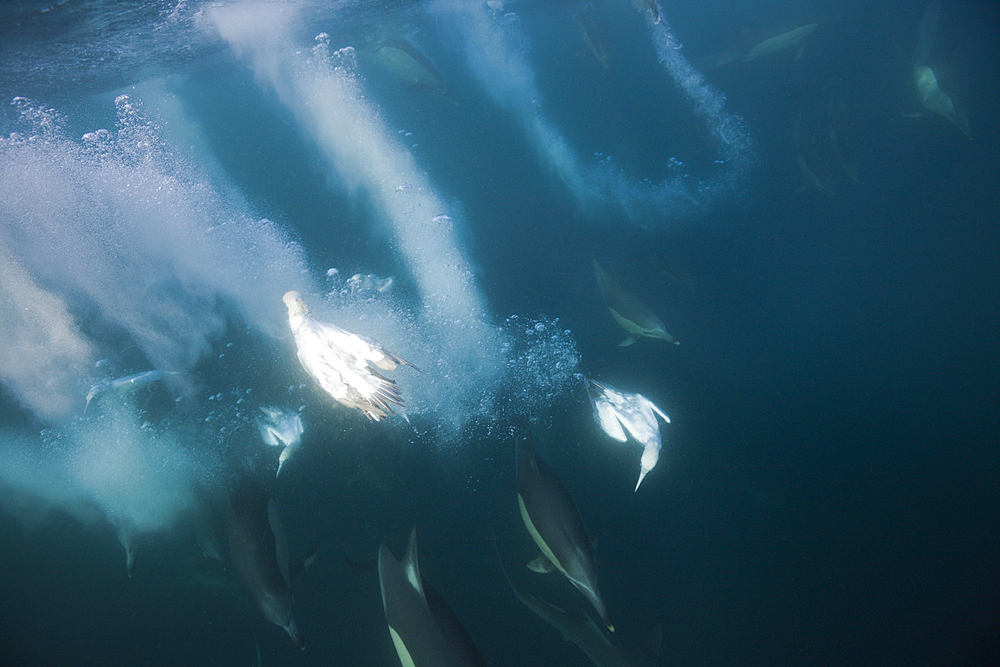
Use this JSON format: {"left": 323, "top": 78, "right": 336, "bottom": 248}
{"left": 587, "top": 380, "right": 629, "bottom": 442}
{"left": 595, "top": 401, "right": 628, "bottom": 442}
{"left": 309, "top": 319, "right": 415, "bottom": 372}
{"left": 641, "top": 396, "right": 670, "bottom": 424}
{"left": 258, "top": 422, "right": 282, "bottom": 447}
{"left": 359, "top": 366, "right": 405, "bottom": 410}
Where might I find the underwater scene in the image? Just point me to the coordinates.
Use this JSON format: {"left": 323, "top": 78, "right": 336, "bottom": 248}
{"left": 0, "top": 0, "right": 997, "bottom": 665}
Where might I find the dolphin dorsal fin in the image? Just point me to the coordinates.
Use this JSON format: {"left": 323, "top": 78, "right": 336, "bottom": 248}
{"left": 403, "top": 526, "right": 425, "bottom": 599}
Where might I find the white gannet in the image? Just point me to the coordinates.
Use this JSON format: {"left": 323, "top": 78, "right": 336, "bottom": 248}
{"left": 282, "top": 291, "right": 415, "bottom": 421}
{"left": 586, "top": 379, "right": 670, "bottom": 491}
{"left": 257, "top": 406, "right": 305, "bottom": 477}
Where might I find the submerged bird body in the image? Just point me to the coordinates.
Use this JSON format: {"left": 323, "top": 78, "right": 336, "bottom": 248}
{"left": 283, "top": 291, "right": 414, "bottom": 421}
{"left": 85, "top": 369, "right": 175, "bottom": 412}
{"left": 587, "top": 380, "right": 670, "bottom": 491}
{"left": 257, "top": 406, "right": 304, "bottom": 476}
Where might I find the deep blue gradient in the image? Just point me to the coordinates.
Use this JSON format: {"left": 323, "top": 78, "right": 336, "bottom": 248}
{"left": 1, "top": 1, "right": 997, "bottom": 666}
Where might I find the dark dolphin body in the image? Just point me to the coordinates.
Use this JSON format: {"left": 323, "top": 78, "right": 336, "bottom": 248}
{"left": 224, "top": 476, "right": 303, "bottom": 649}
{"left": 495, "top": 540, "right": 639, "bottom": 667}
{"left": 592, "top": 257, "right": 678, "bottom": 346}
{"left": 516, "top": 435, "right": 613, "bottom": 631}
{"left": 378, "top": 527, "right": 487, "bottom": 666}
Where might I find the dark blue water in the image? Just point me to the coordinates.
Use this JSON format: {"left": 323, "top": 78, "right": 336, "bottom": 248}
{"left": 1, "top": 1, "right": 997, "bottom": 665}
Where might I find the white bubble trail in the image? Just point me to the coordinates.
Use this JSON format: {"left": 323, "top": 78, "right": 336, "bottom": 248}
{"left": 0, "top": 94, "right": 311, "bottom": 422}
{"left": 209, "top": 3, "right": 511, "bottom": 439}
{"left": 442, "top": 0, "right": 753, "bottom": 225}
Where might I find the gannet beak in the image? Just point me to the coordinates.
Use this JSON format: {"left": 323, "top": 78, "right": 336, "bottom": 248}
{"left": 634, "top": 468, "right": 649, "bottom": 492}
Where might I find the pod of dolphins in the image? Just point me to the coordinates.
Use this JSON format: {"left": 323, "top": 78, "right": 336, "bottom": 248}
{"left": 73, "top": 263, "right": 676, "bottom": 663}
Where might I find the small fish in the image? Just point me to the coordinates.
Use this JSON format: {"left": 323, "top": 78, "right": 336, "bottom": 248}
{"left": 84, "top": 370, "right": 177, "bottom": 412}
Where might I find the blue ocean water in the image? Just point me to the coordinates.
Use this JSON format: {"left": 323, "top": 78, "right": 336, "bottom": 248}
{"left": 0, "top": 1, "right": 997, "bottom": 665}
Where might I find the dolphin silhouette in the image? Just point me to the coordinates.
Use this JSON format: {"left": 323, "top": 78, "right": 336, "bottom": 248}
{"left": 592, "top": 258, "right": 678, "bottom": 346}
{"left": 223, "top": 476, "right": 303, "bottom": 648}
{"left": 496, "top": 538, "right": 637, "bottom": 666}
{"left": 516, "top": 434, "right": 613, "bottom": 631}
{"left": 378, "top": 527, "right": 487, "bottom": 666}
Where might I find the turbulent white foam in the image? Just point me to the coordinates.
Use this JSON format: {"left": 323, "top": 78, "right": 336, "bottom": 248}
{"left": 319, "top": 273, "right": 583, "bottom": 438}
{"left": 0, "top": 95, "right": 312, "bottom": 421}
{"left": 441, "top": 0, "right": 753, "bottom": 225}
{"left": 0, "top": 403, "right": 211, "bottom": 537}
{"left": 0, "top": 245, "right": 96, "bottom": 422}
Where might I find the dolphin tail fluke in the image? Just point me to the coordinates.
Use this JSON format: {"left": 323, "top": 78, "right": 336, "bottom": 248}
{"left": 284, "top": 617, "right": 304, "bottom": 650}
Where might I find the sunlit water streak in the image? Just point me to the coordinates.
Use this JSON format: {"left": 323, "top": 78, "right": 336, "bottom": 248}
{"left": 443, "top": 0, "right": 753, "bottom": 225}
{"left": 208, "top": 2, "right": 581, "bottom": 439}
{"left": 0, "top": 0, "right": 583, "bottom": 556}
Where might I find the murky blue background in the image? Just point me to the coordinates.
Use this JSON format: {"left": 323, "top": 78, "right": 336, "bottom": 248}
{"left": 1, "top": 1, "right": 996, "bottom": 665}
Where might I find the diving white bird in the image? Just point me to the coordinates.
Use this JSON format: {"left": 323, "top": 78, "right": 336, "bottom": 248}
{"left": 586, "top": 379, "right": 670, "bottom": 491}
{"left": 257, "top": 406, "right": 305, "bottom": 477}
{"left": 282, "top": 291, "right": 415, "bottom": 421}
